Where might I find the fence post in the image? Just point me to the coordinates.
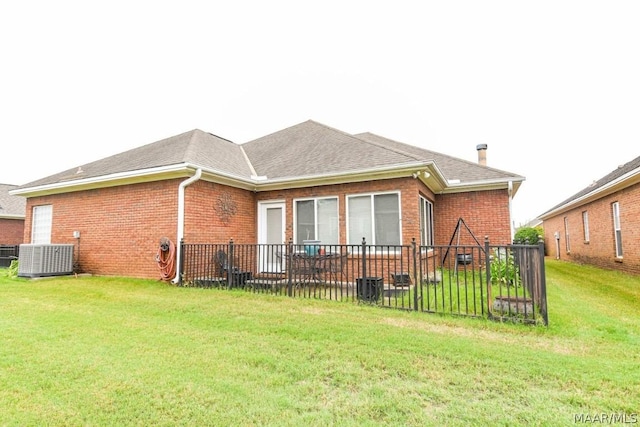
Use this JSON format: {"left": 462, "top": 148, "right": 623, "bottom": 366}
{"left": 484, "top": 236, "right": 491, "bottom": 318}
{"left": 228, "top": 239, "right": 234, "bottom": 287}
{"left": 412, "top": 238, "right": 418, "bottom": 311}
{"left": 361, "top": 237, "right": 367, "bottom": 281}
{"left": 178, "top": 238, "right": 185, "bottom": 286}
{"left": 538, "top": 238, "right": 548, "bottom": 326}
{"left": 287, "top": 239, "right": 293, "bottom": 297}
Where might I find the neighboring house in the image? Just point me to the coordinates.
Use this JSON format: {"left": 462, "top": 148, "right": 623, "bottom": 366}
{"left": 0, "top": 184, "right": 26, "bottom": 244}
{"left": 10, "top": 120, "right": 524, "bottom": 280}
{"left": 538, "top": 155, "right": 640, "bottom": 276}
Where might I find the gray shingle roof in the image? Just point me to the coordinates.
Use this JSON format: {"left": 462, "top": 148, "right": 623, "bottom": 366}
{"left": 242, "top": 120, "right": 422, "bottom": 179}
{"left": 354, "top": 131, "right": 521, "bottom": 183}
{"left": 540, "top": 155, "right": 640, "bottom": 216}
{"left": 0, "top": 184, "right": 26, "bottom": 217}
{"left": 19, "top": 129, "right": 253, "bottom": 188}
{"left": 14, "top": 120, "right": 523, "bottom": 193}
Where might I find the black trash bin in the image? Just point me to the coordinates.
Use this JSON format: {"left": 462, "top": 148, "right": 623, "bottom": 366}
{"left": 357, "top": 277, "right": 382, "bottom": 302}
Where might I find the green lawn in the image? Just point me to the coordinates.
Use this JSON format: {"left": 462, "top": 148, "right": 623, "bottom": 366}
{"left": 0, "top": 259, "right": 638, "bottom": 426}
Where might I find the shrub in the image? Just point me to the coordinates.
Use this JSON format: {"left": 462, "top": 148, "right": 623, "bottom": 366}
{"left": 514, "top": 226, "right": 543, "bottom": 245}
{"left": 490, "top": 248, "right": 520, "bottom": 287}
{"left": 8, "top": 259, "right": 18, "bottom": 279}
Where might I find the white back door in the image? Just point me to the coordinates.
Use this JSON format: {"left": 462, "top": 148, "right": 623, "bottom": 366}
{"left": 258, "top": 201, "right": 286, "bottom": 273}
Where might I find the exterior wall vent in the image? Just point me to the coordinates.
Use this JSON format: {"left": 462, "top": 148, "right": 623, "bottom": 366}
{"left": 18, "top": 244, "right": 74, "bottom": 277}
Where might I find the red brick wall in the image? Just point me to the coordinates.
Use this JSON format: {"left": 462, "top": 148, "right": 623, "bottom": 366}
{"left": 256, "top": 179, "right": 511, "bottom": 246}
{"left": 22, "top": 177, "right": 514, "bottom": 279}
{"left": 256, "top": 178, "right": 429, "bottom": 245}
{"left": 184, "top": 181, "right": 257, "bottom": 244}
{"left": 435, "top": 189, "right": 512, "bottom": 246}
{"left": 0, "top": 218, "right": 25, "bottom": 244}
{"left": 543, "top": 182, "right": 640, "bottom": 275}
{"left": 24, "top": 180, "right": 180, "bottom": 279}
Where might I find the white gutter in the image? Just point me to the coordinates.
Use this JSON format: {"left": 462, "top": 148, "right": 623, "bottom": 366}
{"left": 0, "top": 214, "right": 25, "bottom": 220}
{"left": 172, "top": 168, "right": 202, "bottom": 284}
{"left": 9, "top": 160, "right": 431, "bottom": 198}
{"left": 508, "top": 180, "right": 514, "bottom": 240}
{"left": 539, "top": 167, "right": 640, "bottom": 220}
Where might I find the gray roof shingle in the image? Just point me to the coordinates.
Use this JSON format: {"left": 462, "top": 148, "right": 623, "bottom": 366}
{"left": 242, "top": 120, "right": 422, "bottom": 179}
{"left": 354, "top": 131, "right": 521, "bottom": 183}
{"left": 19, "top": 129, "right": 253, "bottom": 188}
{"left": 14, "top": 120, "right": 523, "bottom": 192}
{"left": 0, "top": 184, "right": 26, "bottom": 217}
{"left": 541, "top": 155, "right": 640, "bottom": 216}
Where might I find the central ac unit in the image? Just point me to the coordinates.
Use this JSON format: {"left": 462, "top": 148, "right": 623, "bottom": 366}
{"left": 18, "top": 244, "right": 74, "bottom": 277}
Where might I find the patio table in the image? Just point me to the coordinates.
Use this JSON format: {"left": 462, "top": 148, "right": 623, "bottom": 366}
{"left": 287, "top": 252, "right": 347, "bottom": 284}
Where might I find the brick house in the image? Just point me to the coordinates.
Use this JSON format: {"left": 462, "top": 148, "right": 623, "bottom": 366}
{"left": 539, "top": 155, "right": 640, "bottom": 275}
{"left": 10, "top": 120, "right": 524, "bottom": 280}
{"left": 0, "top": 184, "right": 25, "bottom": 244}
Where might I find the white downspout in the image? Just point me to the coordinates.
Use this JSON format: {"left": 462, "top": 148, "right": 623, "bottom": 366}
{"left": 508, "top": 180, "right": 514, "bottom": 241}
{"left": 172, "top": 168, "right": 202, "bottom": 284}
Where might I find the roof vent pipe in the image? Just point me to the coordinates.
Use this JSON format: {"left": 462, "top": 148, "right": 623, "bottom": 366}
{"left": 476, "top": 143, "right": 488, "bottom": 166}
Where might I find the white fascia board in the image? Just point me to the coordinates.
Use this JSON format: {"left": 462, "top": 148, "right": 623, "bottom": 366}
{"left": 539, "top": 168, "right": 640, "bottom": 220}
{"left": 0, "top": 214, "right": 25, "bottom": 220}
{"left": 10, "top": 160, "right": 522, "bottom": 198}
{"left": 10, "top": 162, "right": 270, "bottom": 197}
{"left": 439, "top": 177, "right": 525, "bottom": 195}
{"left": 251, "top": 161, "right": 438, "bottom": 191}
{"left": 9, "top": 164, "right": 198, "bottom": 197}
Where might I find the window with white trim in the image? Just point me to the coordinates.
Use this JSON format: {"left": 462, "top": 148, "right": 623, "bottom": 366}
{"left": 32, "top": 205, "right": 53, "bottom": 244}
{"left": 347, "top": 192, "right": 401, "bottom": 245}
{"left": 294, "top": 197, "right": 338, "bottom": 244}
{"left": 582, "top": 211, "right": 589, "bottom": 242}
{"left": 612, "top": 202, "right": 623, "bottom": 258}
{"left": 420, "top": 196, "right": 434, "bottom": 246}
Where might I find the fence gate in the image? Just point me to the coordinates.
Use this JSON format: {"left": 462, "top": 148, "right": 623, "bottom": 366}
{"left": 485, "top": 240, "right": 548, "bottom": 325}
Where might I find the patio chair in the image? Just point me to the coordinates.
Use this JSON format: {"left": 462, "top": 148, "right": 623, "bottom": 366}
{"left": 213, "top": 249, "right": 252, "bottom": 286}
{"left": 390, "top": 272, "right": 412, "bottom": 287}
{"left": 214, "top": 250, "right": 231, "bottom": 276}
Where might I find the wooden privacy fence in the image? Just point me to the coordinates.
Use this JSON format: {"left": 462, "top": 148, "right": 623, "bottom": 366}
{"left": 178, "top": 238, "right": 548, "bottom": 325}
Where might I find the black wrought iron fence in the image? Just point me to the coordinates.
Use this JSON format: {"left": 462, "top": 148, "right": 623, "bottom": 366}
{"left": 0, "top": 245, "right": 19, "bottom": 268}
{"left": 179, "top": 238, "right": 547, "bottom": 325}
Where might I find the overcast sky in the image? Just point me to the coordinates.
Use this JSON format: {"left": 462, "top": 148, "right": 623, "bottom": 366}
{"left": 1, "top": 1, "right": 638, "bottom": 227}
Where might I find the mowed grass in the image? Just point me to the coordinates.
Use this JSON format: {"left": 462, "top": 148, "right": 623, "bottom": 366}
{"left": 0, "top": 259, "right": 638, "bottom": 426}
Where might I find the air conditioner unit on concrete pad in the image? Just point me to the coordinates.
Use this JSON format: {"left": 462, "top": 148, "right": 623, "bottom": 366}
{"left": 18, "top": 244, "right": 74, "bottom": 277}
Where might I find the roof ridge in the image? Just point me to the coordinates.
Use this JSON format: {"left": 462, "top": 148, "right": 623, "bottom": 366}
{"left": 353, "top": 132, "right": 425, "bottom": 162}
{"left": 183, "top": 129, "right": 204, "bottom": 162}
{"left": 357, "top": 132, "right": 523, "bottom": 177}
{"left": 544, "top": 154, "right": 640, "bottom": 214}
{"left": 239, "top": 146, "right": 258, "bottom": 177}
{"left": 306, "top": 121, "right": 422, "bottom": 163}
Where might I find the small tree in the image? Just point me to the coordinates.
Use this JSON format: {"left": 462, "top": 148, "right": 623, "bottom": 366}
{"left": 513, "top": 226, "right": 543, "bottom": 245}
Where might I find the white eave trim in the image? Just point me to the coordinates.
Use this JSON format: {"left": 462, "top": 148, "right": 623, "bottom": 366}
{"left": 439, "top": 176, "right": 524, "bottom": 195}
{"left": 9, "top": 164, "right": 193, "bottom": 197}
{"left": 0, "top": 214, "right": 25, "bottom": 220}
{"left": 9, "top": 160, "right": 524, "bottom": 197}
{"left": 252, "top": 161, "right": 437, "bottom": 191}
{"left": 539, "top": 167, "right": 640, "bottom": 220}
{"left": 11, "top": 161, "right": 435, "bottom": 196}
